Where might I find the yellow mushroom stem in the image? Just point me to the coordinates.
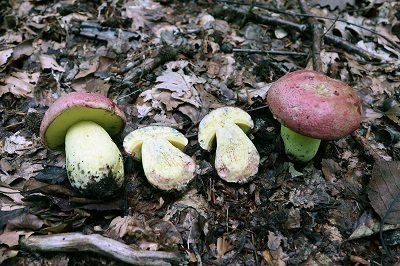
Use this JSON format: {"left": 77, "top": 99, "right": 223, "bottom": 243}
{"left": 65, "top": 121, "right": 124, "bottom": 198}
{"left": 280, "top": 124, "right": 321, "bottom": 162}
{"left": 141, "top": 138, "right": 195, "bottom": 191}
{"left": 214, "top": 122, "right": 259, "bottom": 183}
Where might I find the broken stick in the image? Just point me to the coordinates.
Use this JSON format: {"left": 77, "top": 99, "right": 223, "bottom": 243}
{"left": 20, "top": 233, "right": 187, "bottom": 266}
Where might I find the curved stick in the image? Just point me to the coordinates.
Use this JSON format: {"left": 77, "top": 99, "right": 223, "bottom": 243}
{"left": 20, "top": 233, "right": 187, "bottom": 266}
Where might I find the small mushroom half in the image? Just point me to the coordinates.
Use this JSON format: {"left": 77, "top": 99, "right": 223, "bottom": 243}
{"left": 198, "top": 107, "right": 259, "bottom": 183}
{"left": 40, "top": 92, "right": 126, "bottom": 198}
{"left": 123, "top": 126, "right": 195, "bottom": 191}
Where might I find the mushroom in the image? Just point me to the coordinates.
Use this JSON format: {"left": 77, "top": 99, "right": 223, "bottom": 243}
{"left": 123, "top": 126, "right": 195, "bottom": 191}
{"left": 198, "top": 107, "right": 259, "bottom": 183}
{"left": 40, "top": 92, "right": 126, "bottom": 198}
{"left": 266, "top": 69, "right": 362, "bottom": 162}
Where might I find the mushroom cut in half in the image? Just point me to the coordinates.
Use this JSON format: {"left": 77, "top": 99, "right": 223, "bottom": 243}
{"left": 123, "top": 126, "right": 195, "bottom": 191}
{"left": 267, "top": 69, "right": 362, "bottom": 162}
{"left": 198, "top": 107, "right": 259, "bottom": 183}
{"left": 40, "top": 92, "right": 126, "bottom": 198}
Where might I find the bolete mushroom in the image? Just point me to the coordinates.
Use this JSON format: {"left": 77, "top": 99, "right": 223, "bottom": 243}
{"left": 40, "top": 92, "right": 126, "bottom": 198}
{"left": 266, "top": 69, "right": 362, "bottom": 162}
{"left": 123, "top": 126, "right": 195, "bottom": 191}
{"left": 198, "top": 107, "right": 259, "bottom": 183}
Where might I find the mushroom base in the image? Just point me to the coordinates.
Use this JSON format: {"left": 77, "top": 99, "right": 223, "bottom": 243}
{"left": 65, "top": 121, "right": 124, "bottom": 198}
{"left": 281, "top": 125, "right": 321, "bottom": 162}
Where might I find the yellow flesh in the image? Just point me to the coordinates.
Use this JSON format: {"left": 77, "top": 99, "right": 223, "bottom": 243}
{"left": 198, "top": 107, "right": 253, "bottom": 151}
{"left": 45, "top": 107, "right": 125, "bottom": 149}
{"left": 123, "top": 126, "right": 188, "bottom": 160}
{"left": 215, "top": 123, "right": 259, "bottom": 183}
{"left": 141, "top": 138, "right": 195, "bottom": 191}
{"left": 65, "top": 121, "right": 124, "bottom": 195}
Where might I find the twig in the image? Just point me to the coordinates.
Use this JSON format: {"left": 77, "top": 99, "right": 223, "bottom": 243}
{"left": 249, "top": 10, "right": 307, "bottom": 32}
{"left": 298, "top": 0, "right": 323, "bottom": 72}
{"left": 233, "top": 48, "right": 307, "bottom": 56}
{"left": 20, "top": 233, "right": 187, "bottom": 266}
{"left": 222, "top": 5, "right": 381, "bottom": 61}
{"left": 324, "top": 34, "right": 380, "bottom": 61}
{"left": 240, "top": 0, "right": 255, "bottom": 28}
{"left": 217, "top": 0, "right": 400, "bottom": 51}
{"left": 221, "top": 44, "right": 308, "bottom": 56}
{"left": 351, "top": 130, "right": 391, "bottom": 162}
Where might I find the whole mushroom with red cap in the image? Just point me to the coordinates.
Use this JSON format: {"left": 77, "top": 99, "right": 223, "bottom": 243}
{"left": 40, "top": 92, "right": 126, "bottom": 198}
{"left": 267, "top": 70, "right": 362, "bottom": 162}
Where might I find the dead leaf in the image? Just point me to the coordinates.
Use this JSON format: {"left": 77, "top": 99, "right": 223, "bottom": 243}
{"left": 75, "top": 58, "right": 99, "bottom": 79}
{"left": 0, "top": 48, "right": 13, "bottom": 67}
{"left": 266, "top": 231, "right": 287, "bottom": 266}
{"left": 216, "top": 236, "right": 233, "bottom": 258}
{"left": 39, "top": 54, "right": 65, "bottom": 72}
{"left": 123, "top": 0, "right": 162, "bottom": 31}
{"left": 311, "top": 0, "right": 355, "bottom": 10}
{"left": 3, "top": 131, "right": 33, "bottom": 155}
{"left": 12, "top": 39, "right": 34, "bottom": 62}
{"left": 107, "top": 215, "right": 147, "bottom": 239}
{"left": 151, "top": 220, "right": 183, "bottom": 246}
{"left": 0, "top": 247, "right": 19, "bottom": 264}
{"left": 0, "top": 72, "right": 40, "bottom": 98}
{"left": 5, "top": 213, "right": 44, "bottom": 231}
{"left": 385, "top": 105, "right": 400, "bottom": 126}
{"left": 0, "top": 231, "right": 25, "bottom": 247}
{"left": 368, "top": 161, "right": 400, "bottom": 224}
{"left": 0, "top": 187, "right": 24, "bottom": 204}
{"left": 349, "top": 211, "right": 400, "bottom": 240}
{"left": 136, "top": 60, "right": 208, "bottom": 123}
{"left": 138, "top": 241, "right": 159, "bottom": 251}
{"left": 23, "top": 179, "right": 76, "bottom": 197}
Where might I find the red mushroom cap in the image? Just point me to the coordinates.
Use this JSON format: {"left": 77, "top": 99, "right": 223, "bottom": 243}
{"left": 267, "top": 70, "right": 362, "bottom": 140}
{"left": 40, "top": 91, "right": 126, "bottom": 150}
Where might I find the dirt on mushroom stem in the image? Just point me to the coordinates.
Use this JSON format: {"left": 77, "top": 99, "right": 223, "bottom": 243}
{"left": 67, "top": 160, "right": 123, "bottom": 199}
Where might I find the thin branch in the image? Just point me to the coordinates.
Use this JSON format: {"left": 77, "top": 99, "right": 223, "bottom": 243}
{"left": 298, "top": 0, "right": 323, "bottom": 72}
{"left": 20, "top": 233, "right": 187, "bottom": 266}
{"left": 223, "top": 5, "right": 381, "bottom": 61}
{"left": 217, "top": 0, "right": 400, "bottom": 51}
{"left": 247, "top": 9, "right": 307, "bottom": 32}
{"left": 351, "top": 130, "right": 391, "bottom": 162}
{"left": 228, "top": 47, "right": 308, "bottom": 56}
{"left": 324, "top": 34, "right": 380, "bottom": 61}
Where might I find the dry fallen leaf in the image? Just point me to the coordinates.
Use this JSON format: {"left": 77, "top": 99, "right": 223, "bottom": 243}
{"left": 0, "top": 72, "right": 40, "bottom": 98}
{"left": 107, "top": 215, "right": 147, "bottom": 239}
{"left": 0, "top": 48, "right": 13, "bottom": 67}
{"left": 39, "top": 54, "right": 65, "bottom": 72}
{"left": 310, "top": 0, "right": 355, "bottom": 10}
{"left": 0, "top": 247, "right": 19, "bottom": 264}
{"left": 368, "top": 161, "right": 400, "bottom": 224}
{"left": 385, "top": 105, "right": 400, "bottom": 126}
{"left": 216, "top": 236, "right": 233, "bottom": 258}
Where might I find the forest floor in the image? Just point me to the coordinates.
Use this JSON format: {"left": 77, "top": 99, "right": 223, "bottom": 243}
{"left": 1, "top": 0, "right": 400, "bottom": 265}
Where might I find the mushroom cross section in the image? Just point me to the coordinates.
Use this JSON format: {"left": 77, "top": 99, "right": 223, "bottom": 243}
{"left": 40, "top": 92, "right": 126, "bottom": 198}
{"left": 267, "top": 69, "right": 362, "bottom": 162}
{"left": 198, "top": 107, "right": 259, "bottom": 183}
{"left": 123, "top": 126, "right": 195, "bottom": 191}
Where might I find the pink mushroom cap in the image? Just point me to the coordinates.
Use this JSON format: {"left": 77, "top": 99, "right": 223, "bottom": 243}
{"left": 267, "top": 70, "right": 362, "bottom": 140}
{"left": 40, "top": 91, "right": 126, "bottom": 150}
